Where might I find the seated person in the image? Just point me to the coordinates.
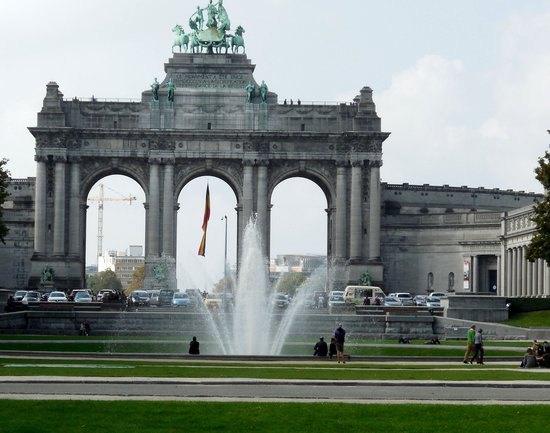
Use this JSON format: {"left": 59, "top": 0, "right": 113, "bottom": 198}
{"left": 313, "top": 336, "right": 328, "bottom": 357}
{"left": 521, "top": 347, "right": 538, "bottom": 368}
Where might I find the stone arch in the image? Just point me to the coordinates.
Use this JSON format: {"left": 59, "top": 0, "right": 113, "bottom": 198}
{"left": 80, "top": 164, "right": 148, "bottom": 201}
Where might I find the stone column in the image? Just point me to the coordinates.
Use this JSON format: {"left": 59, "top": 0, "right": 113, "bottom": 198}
{"left": 545, "top": 262, "right": 550, "bottom": 296}
{"left": 349, "top": 161, "right": 363, "bottom": 260}
{"left": 368, "top": 161, "right": 382, "bottom": 261}
{"left": 513, "top": 247, "right": 519, "bottom": 297}
{"left": 472, "top": 255, "right": 479, "bottom": 293}
{"left": 256, "top": 161, "right": 269, "bottom": 257}
{"left": 162, "top": 161, "right": 175, "bottom": 257}
{"left": 146, "top": 159, "right": 161, "bottom": 256}
{"left": 335, "top": 162, "right": 347, "bottom": 259}
{"left": 529, "top": 260, "right": 539, "bottom": 295}
{"left": 496, "top": 255, "right": 501, "bottom": 296}
{"left": 506, "top": 249, "right": 513, "bottom": 297}
{"left": 526, "top": 259, "right": 533, "bottom": 297}
{"left": 538, "top": 259, "right": 545, "bottom": 295}
{"left": 53, "top": 156, "right": 66, "bottom": 255}
{"left": 521, "top": 246, "right": 527, "bottom": 296}
{"left": 68, "top": 158, "right": 81, "bottom": 256}
{"left": 34, "top": 156, "right": 48, "bottom": 254}
{"left": 242, "top": 160, "right": 254, "bottom": 231}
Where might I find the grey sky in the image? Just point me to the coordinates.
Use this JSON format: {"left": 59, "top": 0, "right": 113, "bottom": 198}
{"left": 1, "top": 1, "right": 549, "bottom": 290}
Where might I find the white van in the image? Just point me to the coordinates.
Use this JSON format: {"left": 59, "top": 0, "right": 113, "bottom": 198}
{"left": 344, "top": 286, "right": 386, "bottom": 305}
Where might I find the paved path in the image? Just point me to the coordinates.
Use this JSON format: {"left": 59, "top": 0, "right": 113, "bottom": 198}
{"left": 1, "top": 377, "right": 550, "bottom": 404}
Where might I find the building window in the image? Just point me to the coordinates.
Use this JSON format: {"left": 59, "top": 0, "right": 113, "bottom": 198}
{"left": 448, "top": 272, "right": 455, "bottom": 291}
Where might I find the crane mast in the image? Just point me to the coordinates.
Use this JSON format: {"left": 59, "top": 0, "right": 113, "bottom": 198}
{"left": 88, "top": 183, "right": 137, "bottom": 266}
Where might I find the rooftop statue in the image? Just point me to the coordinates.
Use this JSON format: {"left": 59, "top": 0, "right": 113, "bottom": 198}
{"left": 183, "top": 1, "right": 243, "bottom": 54}
{"left": 151, "top": 78, "right": 160, "bottom": 102}
{"left": 245, "top": 82, "right": 255, "bottom": 103}
{"left": 164, "top": 79, "right": 176, "bottom": 102}
{"left": 231, "top": 25, "right": 245, "bottom": 53}
{"left": 259, "top": 80, "right": 268, "bottom": 103}
{"left": 172, "top": 24, "right": 189, "bottom": 53}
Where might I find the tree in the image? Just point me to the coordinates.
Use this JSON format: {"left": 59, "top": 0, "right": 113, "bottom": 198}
{"left": 0, "top": 159, "right": 10, "bottom": 244}
{"left": 125, "top": 265, "right": 145, "bottom": 294}
{"left": 275, "top": 272, "right": 306, "bottom": 297}
{"left": 86, "top": 269, "right": 123, "bottom": 294}
{"left": 526, "top": 150, "right": 550, "bottom": 263}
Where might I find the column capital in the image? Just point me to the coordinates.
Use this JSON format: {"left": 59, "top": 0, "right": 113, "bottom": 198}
{"left": 368, "top": 160, "right": 383, "bottom": 168}
{"left": 34, "top": 155, "right": 48, "bottom": 163}
{"left": 148, "top": 157, "right": 162, "bottom": 165}
{"left": 53, "top": 155, "right": 67, "bottom": 163}
{"left": 335, "top": 160, "right": 349, "bottom": 168}
{"left": 242, "top": 159, "right": 255, "bottom": 167}
{"left": 162, "top": 157, "right": 176, "bottom": 165}
{"left": 351, "top": 160, "right": 364, "bottom": 168}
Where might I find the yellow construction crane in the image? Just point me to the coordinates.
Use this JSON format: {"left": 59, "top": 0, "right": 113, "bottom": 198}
{"left": 87, "top": 183, "right": 137, "bottom": 264}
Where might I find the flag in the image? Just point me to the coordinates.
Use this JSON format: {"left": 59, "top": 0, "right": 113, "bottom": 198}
{"left": 198, "top": 184, "right": 210, "bottom": 256}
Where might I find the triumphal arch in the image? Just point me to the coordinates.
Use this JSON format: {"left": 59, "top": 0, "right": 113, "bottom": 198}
{"left": 27, "top": 1, "right": 389, "bottom": 291}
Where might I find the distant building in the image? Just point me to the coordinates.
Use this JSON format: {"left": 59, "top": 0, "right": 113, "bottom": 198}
{"left": 98, "top": 246, "right": 144, "bottom": 291}
{"left": 0, "top": 178, "right": 35, "bottom": 289}
{"left": 270, "top": 254, "right": 325, "bottom": 274}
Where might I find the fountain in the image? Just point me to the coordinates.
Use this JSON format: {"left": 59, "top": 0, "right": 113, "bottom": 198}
{"left": 198, "top": 218, "right": 328, "bottom": 355}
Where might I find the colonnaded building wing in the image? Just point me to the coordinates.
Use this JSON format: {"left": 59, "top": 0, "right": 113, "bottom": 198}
{"left": 0, "top": 0, "right": 545, "bottom": 301}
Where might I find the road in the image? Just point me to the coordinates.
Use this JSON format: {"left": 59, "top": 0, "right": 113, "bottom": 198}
{"left": 1, "top": 377, "right": 550, "bottom": 404}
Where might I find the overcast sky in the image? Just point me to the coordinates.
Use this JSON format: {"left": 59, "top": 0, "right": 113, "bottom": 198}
{"left": 1, "top": 1, "right": 550, "bottom": 291}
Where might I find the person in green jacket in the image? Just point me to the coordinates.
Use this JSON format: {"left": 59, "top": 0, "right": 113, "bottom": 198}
{"left": 463, "top": 324, "right": 476, "bottom": 364}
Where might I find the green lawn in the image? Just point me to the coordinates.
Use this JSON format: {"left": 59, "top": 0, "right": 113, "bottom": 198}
{"left": 1, "top": 357, "right": 547, "bottom": 381}
{"left": 502, "top": 309, "right": 550, "bottom": 327}
{"left": 0, "top": 401, "right": 545, "bottom": 433}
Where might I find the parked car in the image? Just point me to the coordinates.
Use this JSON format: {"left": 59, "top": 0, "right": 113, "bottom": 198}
{"left": 429, "top": 291, "right": 448, "bottom": 299}
{"left": 328, "top": 292, "right": 346, "bottom": 307}
{"left": 74, "top": 291, "right": 93, "bottom": 303}
{"left": 128, "top": 290, "right": 151, "bottom": 307}
{"left": 70, "top": 289, "right": 94, "bottom": 301}
{"left": 21, "top": 291, "right": 41, "bottom": 305}
{"left": 425, "top": 296, "right": 441, "bottom": 308}
{"left": 414, "top": 295, "right": 427, "bottom": 306}
{"left": 14, "top": 290, "right": 28, "bottom": 301}
{"left": 204, "top": 293, "right": 223, "bottom": 310}
{"left": 383, "top": 297, "right": 403, "bottom": 307}
{"left": 97, "top": 289, "right": 115, "bottom": 302}
{"left": 48, "top": 291, "right": 68, "bottom": 302}
{"left": 172, "top": 292, "right": 191, "bottom": 307}
{"left": 147, "top": 290, "right": 160, "bottom": 306}
{"left": 388, "top": 292, "right": 415, "bottom": 306}
{"left": 158, "top": 289, "right": 175, "bottom": 307}
{"left": 272, "top": 293, "right": 290, "bottom": 308}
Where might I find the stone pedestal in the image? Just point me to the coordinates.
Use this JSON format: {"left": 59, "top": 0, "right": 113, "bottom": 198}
{"left": 150, "top": 101, "right": 160, "bottom": 128}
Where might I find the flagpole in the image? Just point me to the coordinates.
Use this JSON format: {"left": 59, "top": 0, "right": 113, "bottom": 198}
{"left": 222, "top": 215, "right": 228, "bottom": 309}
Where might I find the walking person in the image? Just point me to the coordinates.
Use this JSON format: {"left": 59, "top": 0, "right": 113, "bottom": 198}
{"left": 334, "top": 323, "right": 346, "bottom": 364}
{"left": 469, "top": 328, "right": 484, "bottom": 364}
{"left": 463, "top": 324, "right": 476, "bottom": 364}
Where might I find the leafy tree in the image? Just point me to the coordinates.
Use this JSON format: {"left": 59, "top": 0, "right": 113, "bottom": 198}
{"left": 126, "top": 265, "right": 145, "bottom": 294}
{"left": 211, "top": 275, "right": 235, "bottom": 294}
{"left": 86, "top": 269, "right": 122, "bottom": 294}
{"left": 0, "top": 159, "right": 10, "bottom": 244}
{"left": 526, "top": 150, "right": 550, "bottom": 263}
{"left": 275, "top": 272, "right": 306, "bottom": 297}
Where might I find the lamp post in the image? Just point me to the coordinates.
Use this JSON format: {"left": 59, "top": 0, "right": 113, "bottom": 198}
{"left": 222, "top": 215, "right": 228, "bottom": 307}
